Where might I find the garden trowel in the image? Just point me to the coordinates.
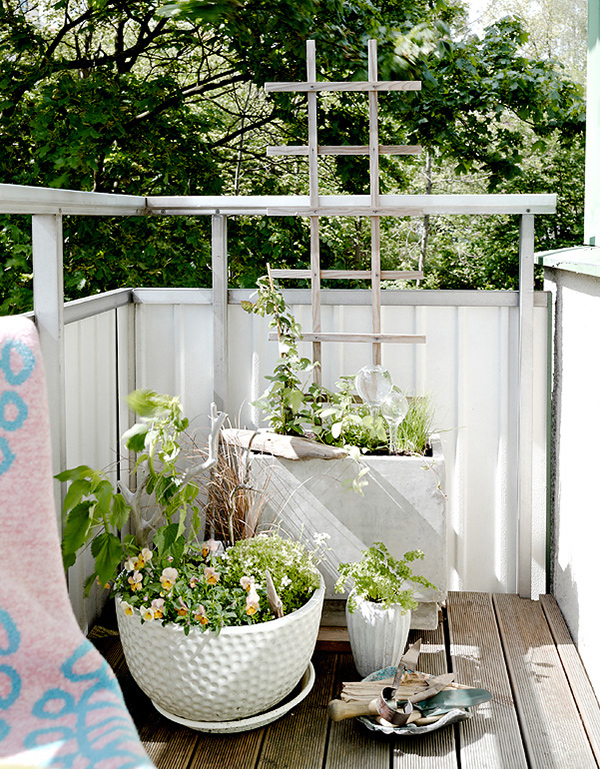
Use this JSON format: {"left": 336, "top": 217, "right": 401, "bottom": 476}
{"left": 415, "top": 686, "right": 492, "bottom": 715}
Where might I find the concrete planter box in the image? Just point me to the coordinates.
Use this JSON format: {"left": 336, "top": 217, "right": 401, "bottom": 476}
{"left": 251, "top": 435, "right": 446, "bottom": 630}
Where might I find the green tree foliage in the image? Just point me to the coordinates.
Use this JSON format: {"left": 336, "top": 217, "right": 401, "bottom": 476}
{"left": 0, "top": 0, "right": 586, "bottom": 312}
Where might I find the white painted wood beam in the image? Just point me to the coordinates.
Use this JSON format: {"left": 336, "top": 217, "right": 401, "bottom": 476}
{"left": 32, "top": 214, "right": 66, "bottom": 528}
{"left": 518, "top": 213, "right": 537, "bottom": 598}
{"left": 0, "top": 183, "right": 145, "bottom": 216}
{"left": 212, "top": 215, "right": 228, "bottom": 412}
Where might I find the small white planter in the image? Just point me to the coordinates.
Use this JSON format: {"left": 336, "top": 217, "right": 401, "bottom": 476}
{"left": 345, "top": 592, "right": 412, "bottom": 677}
{"left": 116, "top": 578, "right": 325, "bottom": 723}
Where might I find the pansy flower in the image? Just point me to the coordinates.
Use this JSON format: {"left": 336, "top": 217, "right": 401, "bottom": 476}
{"left": 122, "top": 601, "right": 134, "bottom": 616}
{"left": 151, "top": 598, "right": 165, "bottom": 619}
{"left": 193, "top": 605, "right": 209, "bottom": 625}
{"left": 240, "top": 576, "right": 255, "bottom": 593}
{"left": 177, "top": 598, "right": 189, "bottom": 617}
{"left": 128, "top": 570, "right": 143, "bottom": 592}
{"left": 159, "top": 567, "right": 178, "bottom": 591}
{"left": 140, "top": 606, "right": 154, "bottom": 622}
{"left": 245, "top": 587, "right": 260, "bottom": 616}
{"left": 204, "top": 566, "right": 219, "bottom": 585}
{"left": 201, "top": 539, "right": 219, "bottom": 558}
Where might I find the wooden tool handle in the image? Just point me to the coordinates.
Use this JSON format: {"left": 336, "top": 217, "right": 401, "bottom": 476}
{"left": 328, "top": 698, "right": 379, "bottom": 721}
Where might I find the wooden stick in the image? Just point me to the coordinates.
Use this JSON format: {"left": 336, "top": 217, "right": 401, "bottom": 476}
{"left": 267, "top": 331, "right": 426, "bottom": 344}
{"left": 306, "top": 40, "right": 322, "bottom": 385}
{"left": 267, "top": 145, "right": 422, "bottom": 156}
{"left": 269, "top": 269, "right": 423, "bottom": 280}
{"left": 265, "top": 81, "right": 421, "bottom": 93}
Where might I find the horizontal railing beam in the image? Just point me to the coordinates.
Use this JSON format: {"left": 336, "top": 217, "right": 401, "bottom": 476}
{"left": 148, "top": 194, "right": 557, "bottom": 217}
{"left": 55, "top": 286, "right": 550, "bottom": 315}
{"left": 268, "top": 331, "right": 426, "bottom": 344}
{"left": 264, "top": 80, "right": 421, "bottom": 92}
{"left": 0, "top": 186, "right": 557, "bottom": 218}
{"left": 270, "top": 269, "right": 423, "bottom": 280}
{"left": 63, "top": 288, "right": 134, "bottom": 324}
{"left": 0, "top": 183, "right": 147, "bottom": 216}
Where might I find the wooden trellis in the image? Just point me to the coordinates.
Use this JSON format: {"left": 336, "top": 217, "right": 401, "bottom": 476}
{"left": 264, "top": 39, "right": 426, "bottom": 381}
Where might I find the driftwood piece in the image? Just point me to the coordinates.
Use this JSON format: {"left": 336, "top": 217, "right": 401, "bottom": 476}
{"left": 340, "top": 671, "right": 469, "bottom": 704}
{"left": 265, "top": 569, "right": 284, "bottom": 618}
{"left": 221, "top": 428, "right": 347, "bottom": 460}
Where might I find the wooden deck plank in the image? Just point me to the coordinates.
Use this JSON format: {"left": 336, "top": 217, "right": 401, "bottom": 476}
{"left": 100, "top": 638, "right": 202, "bottom": 768}
{"left": 540, "top": 594, "right": 600, "bottom": 767}
{"left": 256, "top": 652, "right": 337, "bottom": 769}
{"left": 187, "top": 729, "right": 266, "bottom": 769}
{"left": 494, "top": 593, "right": 598, "bottom": 769}
{"left": 391, "top": 626, "right": 458, "bottom": 769}
{"left": 325, "top": 652, "right": 390, "bottom": 769}
{"left": 447, "top": 592, "right": 527, "bottom": 769}
{"left": 89, "top": 592, "right": 600, "bottom": 769}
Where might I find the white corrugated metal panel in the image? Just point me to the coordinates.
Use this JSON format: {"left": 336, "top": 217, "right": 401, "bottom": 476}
{"left": 134, "top": 301, "right": 215, "bottom": 431}
{"left": 225, "top": 298, "right": 549, "bottom": 595}
{"left": 64, "top": 311, "right": 121, "bottom": 630}
{"left": 60, "top": 290, "right": 549, "bottom": 620}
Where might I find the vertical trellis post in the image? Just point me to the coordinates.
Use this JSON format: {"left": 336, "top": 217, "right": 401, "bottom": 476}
{"left": 32, "top": 213, "right": 66, "bottom": 528}
{"left": 368, "top": 39, "right": 382, "bottom": 365}
{"left": 306, "top": 40, "right": 322, "bottom": 383}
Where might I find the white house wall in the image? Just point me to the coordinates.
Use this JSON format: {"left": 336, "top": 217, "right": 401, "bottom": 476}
{"left": 542, "top": 254, "right": 600, "bottom": 700}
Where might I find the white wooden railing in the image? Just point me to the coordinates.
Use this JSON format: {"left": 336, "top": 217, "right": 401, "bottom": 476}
{"left": 0, "top": 183, "right": 554, "bottom": 628}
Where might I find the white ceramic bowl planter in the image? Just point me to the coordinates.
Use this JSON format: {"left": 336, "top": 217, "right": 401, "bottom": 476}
{"left": 345, "top": 591, "right": 412, "bottom": 677}
{"left": 116, "top": 578, "right": 325, "bottom": 723}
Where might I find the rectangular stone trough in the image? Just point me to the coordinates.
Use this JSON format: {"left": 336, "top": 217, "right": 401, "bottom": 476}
{"left": 251, "top": 436, "right": 446, "bottom": 630}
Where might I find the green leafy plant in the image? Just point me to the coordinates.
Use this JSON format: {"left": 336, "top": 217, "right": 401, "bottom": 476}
{"left": 243, "top": 276, "right": 434, "bottom": 455}
{"left": 242, "top": 274, "right": 322, "bottom": 436}
{"left": 57, "top": 390, "right": 208, "bottom": 592}
{"left": 114, "top": 532, "right": 321, "bottom": 634}
{"left": 57, "top": 389, "right": 323, "bottom": 629}
{"left": 335, "top": 541, "right": 436, "bottom": 613}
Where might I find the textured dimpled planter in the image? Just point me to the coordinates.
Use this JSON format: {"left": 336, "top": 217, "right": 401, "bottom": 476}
{"left": 115, "top": 578, "right": 325, "bottom": 723}
{"left": 345, "top": 592, "right": 412, "bottom": 677}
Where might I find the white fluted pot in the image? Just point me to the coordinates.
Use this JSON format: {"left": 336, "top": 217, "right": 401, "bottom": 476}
{"left": 116, "top": 578, "right": 324, "bottom": 723}
{"left": 345, "top": 591, "right": 412, "bottom": 677}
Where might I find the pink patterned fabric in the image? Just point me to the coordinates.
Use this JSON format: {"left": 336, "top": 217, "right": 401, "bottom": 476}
{"left": 0, "top": 315, "right": 154, "bottom": 768}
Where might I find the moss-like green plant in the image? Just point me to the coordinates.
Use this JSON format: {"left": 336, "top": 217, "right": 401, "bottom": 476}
{"left": 335, "top": 542, "right": 436, "bottom": 613}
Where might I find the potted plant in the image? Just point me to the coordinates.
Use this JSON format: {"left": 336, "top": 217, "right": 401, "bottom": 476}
{"left": 241, "top": 277, "right": 446, "bottom": 628}
{"left": 58, "top": 390, "right": 325, "bottom": 725}
{"left": 335, "top": 542, "right": 436, "bottom": 677}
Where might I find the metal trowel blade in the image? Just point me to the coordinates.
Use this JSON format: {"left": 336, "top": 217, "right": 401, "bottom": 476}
{"left": 416, "top": 687, "right": 492, "bottom": 714}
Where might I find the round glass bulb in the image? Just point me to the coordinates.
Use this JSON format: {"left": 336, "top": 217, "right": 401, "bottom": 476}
{"left": 354, "top": 365, "right": 393, "bottom": 408}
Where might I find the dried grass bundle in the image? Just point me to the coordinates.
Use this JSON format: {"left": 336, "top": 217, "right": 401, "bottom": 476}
{"left": 199, "top": 436, "right": 271, "bottom": 545}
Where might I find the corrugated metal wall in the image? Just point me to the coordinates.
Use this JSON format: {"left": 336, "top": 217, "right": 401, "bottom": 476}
{"left": 63, "top": 290, "right": 549, "bottom": 627}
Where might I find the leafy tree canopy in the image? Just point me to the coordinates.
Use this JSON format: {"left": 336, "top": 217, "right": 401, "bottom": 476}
{"left": 0, "top": 0, "right": 585, "bottom": 311}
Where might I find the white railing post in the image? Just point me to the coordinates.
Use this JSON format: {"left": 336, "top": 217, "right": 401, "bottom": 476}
{"left": 518, "top": 213, "right": 536, "bottom": 597}
{"left": 32, "top": 214, "right": 66, "bottom": 528}
{"left": 212, "top": 214, "right": 228, "bottom": 411}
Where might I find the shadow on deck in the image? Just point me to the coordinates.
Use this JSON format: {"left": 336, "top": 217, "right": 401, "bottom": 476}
{"left": 90, "top": 592, "right": 600, "bottom": 769}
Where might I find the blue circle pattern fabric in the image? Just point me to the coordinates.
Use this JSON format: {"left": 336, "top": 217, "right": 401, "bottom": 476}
{"left": 0, "top": 320, "right": 155, "bottom": 768}
{"left": 0, "top": 608, "right": 154, "bottom": 769}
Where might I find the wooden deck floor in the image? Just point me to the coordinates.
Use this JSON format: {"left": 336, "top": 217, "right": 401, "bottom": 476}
{"left": 91, "top": 593, "right": 600, "bottom": 769}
